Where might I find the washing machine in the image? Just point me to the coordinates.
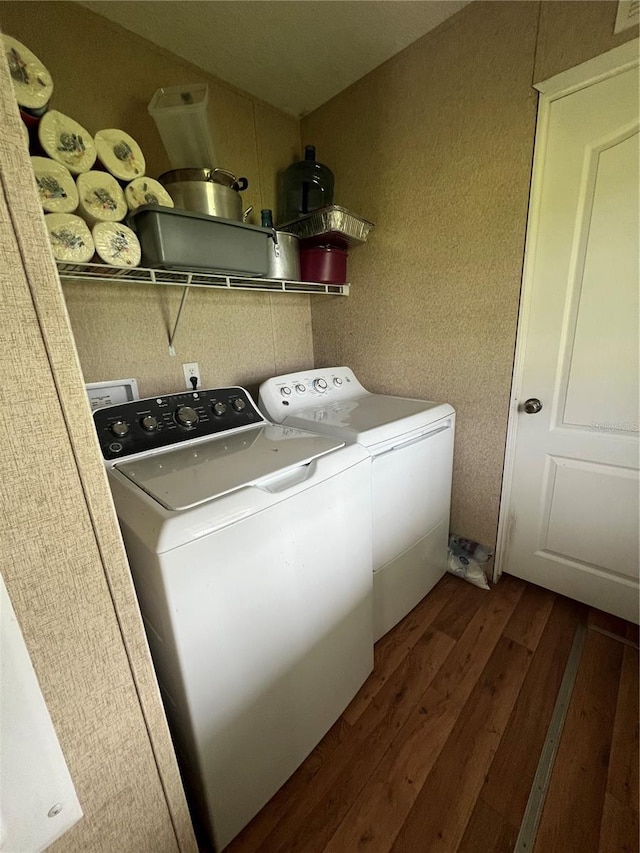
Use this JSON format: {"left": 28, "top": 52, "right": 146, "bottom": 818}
{"left": 259, "top": 367, "right": 455, "bottom": 642}
{"left": 93, "top": 386, "right": 373, "bottom": 850}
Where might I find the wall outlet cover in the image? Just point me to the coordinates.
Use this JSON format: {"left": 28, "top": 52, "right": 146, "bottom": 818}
{"left": 183, "top": 362, "right": 200, "bottom": 389}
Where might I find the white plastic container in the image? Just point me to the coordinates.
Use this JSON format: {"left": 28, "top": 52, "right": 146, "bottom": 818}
{"left": 148, "top": 83, "right": 217, "bottom": 169}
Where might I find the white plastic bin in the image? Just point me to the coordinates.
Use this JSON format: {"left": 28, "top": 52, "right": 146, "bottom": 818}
{"left": 148, "top": 83, "right": 217, "bottom": 170}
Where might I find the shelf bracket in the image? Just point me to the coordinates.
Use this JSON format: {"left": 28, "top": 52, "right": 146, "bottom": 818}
{"left": 168, "top": 286, "right": 190, "bottom": 356}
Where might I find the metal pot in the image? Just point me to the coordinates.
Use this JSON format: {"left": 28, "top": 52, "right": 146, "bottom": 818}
{"left": 159, "top": 168, "right": 250, "bottom": 221}
{"left": 267, "top": 231, "right": 300, "bottom": 280}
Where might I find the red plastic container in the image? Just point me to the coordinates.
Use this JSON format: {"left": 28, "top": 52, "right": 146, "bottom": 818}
{"left": 300, "top": 245, "right": 348, "bottom": 284}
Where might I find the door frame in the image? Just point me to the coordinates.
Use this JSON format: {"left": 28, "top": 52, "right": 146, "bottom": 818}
{"left": 494, "top": 38, "right": 639, "bottom": 582}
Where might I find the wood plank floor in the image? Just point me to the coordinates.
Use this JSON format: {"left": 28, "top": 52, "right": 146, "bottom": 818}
{"left": 222, "top": 573, "right": 639, "bottom": 853}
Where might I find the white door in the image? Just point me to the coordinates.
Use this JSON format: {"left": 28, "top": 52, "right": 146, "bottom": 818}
{"left": 497, "top": 42, "right": 640, "bottom": 623}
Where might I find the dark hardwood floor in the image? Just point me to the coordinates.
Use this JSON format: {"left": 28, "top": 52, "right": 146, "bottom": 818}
{"left": 226, "top": 573, "right": 639, "bottom": 853}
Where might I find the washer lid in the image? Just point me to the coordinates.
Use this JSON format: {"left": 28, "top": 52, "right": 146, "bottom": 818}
{"left": 280, "top": 395, "right": 455, "bottom": 448}
{"left": 114, "top": 424, "right": 344, "bottom": 511}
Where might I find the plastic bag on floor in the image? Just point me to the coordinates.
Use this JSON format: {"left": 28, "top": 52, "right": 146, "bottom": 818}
{"left": 446, "top": 534, "right": 492, "bottom": 590}
{"left": 446, "top": 551, "right": 490, "bottom": 590}
{"left": 448, "top": 534, "right": 493, "bottom": 564}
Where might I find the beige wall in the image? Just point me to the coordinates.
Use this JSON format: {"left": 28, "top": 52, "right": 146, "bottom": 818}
{"left": 303, "top": 0, "right": 638, "bottom": 549}
{"left": 0, "top": 5, "right": 634, "bottom": 847}
{"left": 1, "top": 0, "right": 635, "bottom": 543}
{"left": 0, "top": 47, "right": 196, "bottom": 853}
{"left": 0, "top": 1, "right": 313, "bottom": 399}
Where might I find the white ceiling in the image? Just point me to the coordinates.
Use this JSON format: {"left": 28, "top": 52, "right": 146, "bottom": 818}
{"left": 79, "top": 1, "right": 470, "bottom": 117}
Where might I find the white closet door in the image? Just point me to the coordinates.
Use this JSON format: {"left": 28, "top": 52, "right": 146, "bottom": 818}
{"left": 498, "top": 46, "right": 639, "bottom": 622}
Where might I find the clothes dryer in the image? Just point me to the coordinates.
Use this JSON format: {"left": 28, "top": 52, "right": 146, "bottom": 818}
{"left": 260, "top": 367, "right": 455, "bottom": 641}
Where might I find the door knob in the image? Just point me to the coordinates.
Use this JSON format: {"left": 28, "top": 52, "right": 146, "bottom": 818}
{"left": 523, "top": 398, "right": 543, "bottom": 414}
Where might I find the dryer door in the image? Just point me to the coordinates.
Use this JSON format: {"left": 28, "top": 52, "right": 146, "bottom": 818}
{"left": 371, "top": 416, "right": 454, "bottom": 569}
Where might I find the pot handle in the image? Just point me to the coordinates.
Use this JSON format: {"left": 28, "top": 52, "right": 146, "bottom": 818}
{"left": 233, "top": 176, "right": 249, "bottom": 192}
{"left": 209, "top": 167, "right": 235, "bottom": 183}
{"left": 242, "top": 206, "right": 253, "bottom": 222}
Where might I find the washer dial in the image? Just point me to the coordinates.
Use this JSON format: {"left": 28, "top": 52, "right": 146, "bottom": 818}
{"left": 213, "top": 402, "right": 227, "bottom": 416}
{"left": 141, "top": 415, "right": 159, "bottom": 432}
{"left": 232, "top": 398, "right": 246, "bottom": 412}
{"left": 175, "top": 405, "right": 199, "bottom": 427}
{"left": 110, "top": 420, "right": 129, "bottom": 437}
{"left": 313, "top": 378, "right": 328, "bottom": 392}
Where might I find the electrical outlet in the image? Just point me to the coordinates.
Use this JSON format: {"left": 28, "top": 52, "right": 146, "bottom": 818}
{"left": 183, "top": 362, "right": 200, "bottom": 390}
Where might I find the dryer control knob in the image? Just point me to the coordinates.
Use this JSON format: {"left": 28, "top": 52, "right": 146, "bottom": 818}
{"left": 110, "top": 420, "right": 129, "bottom": 437}
{"left": 313, "top": 378, "right": 328, "bottom": 392}
{"left": 141, "top": 415, "right": 159, "bottom": 432}
{"left": 232, "top": 398, "right": 246, "bottom": 412}
{"left": 213, "top": 402, "right": 227, "bottom": 416}
{"left": 175, "top": 405, "right": 199, "bottom": 427}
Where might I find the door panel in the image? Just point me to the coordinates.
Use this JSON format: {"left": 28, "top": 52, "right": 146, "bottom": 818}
{"left": 499, "top": 53, "right": 639, "bottom": 622}
{"left": 562, "top": 128, "right": 639, "bottom": 429}
{"left": 541, "top": 456, "right": 639, "bottom": 577}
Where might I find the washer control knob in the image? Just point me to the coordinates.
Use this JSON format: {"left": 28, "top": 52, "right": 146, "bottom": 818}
{"left": 281, "top": 386, "right": 292, "bottom": 397}
{"left": 141, "top": 415, "right": 159, "bottom": 432}
{"left": 110, "top": 420, "right": 129, "bottom": 437}
{"left": 175, "top": 405, "right": 199, "bottom": 427}
{"left": 232, "top": 398, "right": 246, "bottom": 412}
{"left": 333, "top": 377, "right": 343, "bottom": 386}
{"left": 295, "top": 384, "right": 306, "bottom": 394}
{"left": 313, "top": 378, "right": 328, "bottom": 392}
{"left": 213, "top": 402, "right": 227, "bottom": 416}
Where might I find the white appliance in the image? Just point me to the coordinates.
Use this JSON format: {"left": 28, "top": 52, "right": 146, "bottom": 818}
{"left": 259, "top": 367, "right": 455, "bottom": 642}
{"left": 93, "top": 386, "right": 373, "bottom": 850}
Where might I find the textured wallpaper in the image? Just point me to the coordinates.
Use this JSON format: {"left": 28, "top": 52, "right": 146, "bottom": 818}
{"left": 303, "top": 0, "right": 637, "bottom": 549}
{"left": 0, "top": 38, "right": 196, "bottom": 853}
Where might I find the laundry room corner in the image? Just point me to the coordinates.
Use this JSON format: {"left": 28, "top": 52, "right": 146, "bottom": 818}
{"left": 301, "top": 0, "right": 638, "bottom": 552}
{"left": 0, "top": 0, "right": 315, "bottom": 399}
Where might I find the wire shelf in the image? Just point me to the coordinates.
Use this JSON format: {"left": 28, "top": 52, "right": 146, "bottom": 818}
{"left": 56, "top": 262, "right": 349, "bottom": 296}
